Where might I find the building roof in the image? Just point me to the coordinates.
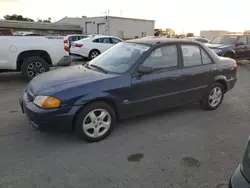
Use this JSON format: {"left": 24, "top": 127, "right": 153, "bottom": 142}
{"left": 106, "top": 16, "right": 154, "bottom": 22}
{"left": 0, "top": 19, "right": 82, "bottom": 31}
{"left": 56, "top": 17, "right": 86, "bottom": 25}
{"left": 56, "top": 16, "right": 155, "bottom": 24}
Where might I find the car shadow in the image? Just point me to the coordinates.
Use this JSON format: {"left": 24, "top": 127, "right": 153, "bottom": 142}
{"left": 32, "top": 103, "right": 201, "bottom": 144}
{"left": 0, "top": 72, "right": 27, "bottom": 85}
{"left": 118, "top": 103, "right": 200, "bottom": 128}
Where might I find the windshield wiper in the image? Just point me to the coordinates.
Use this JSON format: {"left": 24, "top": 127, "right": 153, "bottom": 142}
{"left": 90, "top": 64, "right": 108, "bottom": 74}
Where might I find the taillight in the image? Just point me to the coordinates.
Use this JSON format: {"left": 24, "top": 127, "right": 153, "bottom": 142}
{"left": 74, "top": 43, "right": 83, "bottom": 48}
{"left": 236, "top": 64, "right": 238, "bottom": 72}
{"left": 64, "top": 40, "right": 70, "bottom": 52}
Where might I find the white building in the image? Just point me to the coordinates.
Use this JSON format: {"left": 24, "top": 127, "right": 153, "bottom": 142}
{"left": 200, "top": 30, "right": 229, "bottom": 41}
{"left": 57, "top": 16, "right": 155, "bottom": 39}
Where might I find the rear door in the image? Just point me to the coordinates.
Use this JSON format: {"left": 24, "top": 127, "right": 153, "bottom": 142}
{"left": 178, "top": 44, "right": 218, "bottom": 103}
{"left": 97, "top": 37, "right": 113, "bottom": 53}
{"left": 110, "top": 37, "right": 122, "bottom": 45}
{"left": 128, "top": 44, "right": 184, "bottom": 115}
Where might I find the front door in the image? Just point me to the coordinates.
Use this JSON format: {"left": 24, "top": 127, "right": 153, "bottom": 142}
{"left": 178, "top": 44, "right": 218, "bottom": 103}
{"left": 128, "top": 44, "right": 184, "bottom": 116}
{"left": 234, "top": 35, "right": 248, "bottom": 59}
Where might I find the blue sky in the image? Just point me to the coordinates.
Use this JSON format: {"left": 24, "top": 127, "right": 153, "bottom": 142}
{"left": 1, "top": 0, "right": 250, "bottom": 35}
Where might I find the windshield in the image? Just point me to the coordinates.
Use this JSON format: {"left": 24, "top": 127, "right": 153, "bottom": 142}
{"left": 88, "top": 42, "right": 151, "bottom": 73}
{"left": 210, "top": 35, "right": 238, "bottom": 45}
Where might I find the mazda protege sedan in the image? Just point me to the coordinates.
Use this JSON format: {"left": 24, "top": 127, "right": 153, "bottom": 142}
{"left": 20, "top": 38, "right": 237, "bottom": 142}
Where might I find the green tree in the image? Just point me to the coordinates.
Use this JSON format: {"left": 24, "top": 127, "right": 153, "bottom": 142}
{"left": 186, "top": 33, "right": 194, "bottom": 37}
{"left": 4, "top": 14, "right": 34, "bottom": 22}
{"left": 165, "top": 28, "right": 176, "bottom": 36}
{"left": 37, "top": 17, "right": 51, "bottom": 23}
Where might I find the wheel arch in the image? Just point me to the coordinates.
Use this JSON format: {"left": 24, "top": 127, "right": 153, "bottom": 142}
{"left": 72, "top": 96, "right": 119, "bottom": 131}
{"left": 224, "top": 50, "right": 235, "bottom": 58}
{"left": 88, "top": 49, "right": 101, "bottom": 57}
{"left": 214, "top": 75, "right": 228, "bottom": 92}
{"left": 16, "top": 50, "right": 52, "bottom": 71}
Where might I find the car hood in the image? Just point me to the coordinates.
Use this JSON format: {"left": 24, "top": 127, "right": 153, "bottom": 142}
{"left": 205, "top": 43, "right": 234, "bottom": 49}
{"left": 27, "top": 65, "right": 116, "bottom": 95}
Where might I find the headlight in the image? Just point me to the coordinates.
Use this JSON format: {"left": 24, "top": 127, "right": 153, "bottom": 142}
{"left": 33, "top": 95, "right": 60, "bottom": 109}
{"left": 211, "top": 48, "right": 222, "bottom": 54}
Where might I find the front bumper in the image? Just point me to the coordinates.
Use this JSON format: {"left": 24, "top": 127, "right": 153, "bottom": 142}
{"left": 19, "top": 91, "right": 81, "bottom": 131}
{"left": 57, "top": 56, "right": 72, "bottom": 66}
{"left": 229, "top": 166, "right": 250, "bottom": 188}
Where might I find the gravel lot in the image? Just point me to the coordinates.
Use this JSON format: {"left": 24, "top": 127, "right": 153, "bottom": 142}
{"left": 0, "top": 62, "right": 250, "bottom": 188}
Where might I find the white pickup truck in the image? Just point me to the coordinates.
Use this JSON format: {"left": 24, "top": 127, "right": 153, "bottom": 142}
{"left": 0, "top": 36, "right": 71, "bottom": 80}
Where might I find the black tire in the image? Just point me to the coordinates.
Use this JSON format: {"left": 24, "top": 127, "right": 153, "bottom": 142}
{"left": 74, "top": 102, "right": 116, "bottom": 142}
{"left": 200, "top": 83, "right": 224, "bottom": 110}
{"left": 88, "top": 50, "right": 100, "bottom": 60}
{"left": 21, "top": 56, "right": 50, "bottom": 81}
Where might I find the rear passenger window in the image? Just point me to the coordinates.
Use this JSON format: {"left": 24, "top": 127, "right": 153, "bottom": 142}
{"left": 99, "top": 38, "right": 112, "bottom": 44}
{"left": 142, "top": 45, "right": 178, "bottom": 69}
{"left": 181, "top": 45, "right": 202, "bottom": 67}
{"left": 111, "top": 38, "right": 121, "bottom": 44}
{"left": 201, "top": 49, "right": 213, "bottom": 64}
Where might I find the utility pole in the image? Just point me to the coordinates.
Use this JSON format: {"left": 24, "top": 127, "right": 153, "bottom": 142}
{"left": 107, "top": 10, "right": 110, "bottom": 35}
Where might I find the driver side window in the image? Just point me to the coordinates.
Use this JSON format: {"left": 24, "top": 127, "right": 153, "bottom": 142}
{"left": 141, "top": 45, "right": 178, "bottom": 70}
{"left": 238, "top": 36, "right": 247, "bottom": 45}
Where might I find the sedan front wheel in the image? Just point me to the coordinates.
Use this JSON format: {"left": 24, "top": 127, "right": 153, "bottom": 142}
{"left": 74, "top": 102, "right": 116, "bottom": 142}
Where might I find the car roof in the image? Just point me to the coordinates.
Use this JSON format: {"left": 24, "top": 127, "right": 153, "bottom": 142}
{"left": 125, "top": 38, "right": 202, "bottom": 46}
{"left": 67, "top": 34, "right": 88, "bottom": 37}
{"left": 90, "top": 35, "right": 121, "bottom": 39}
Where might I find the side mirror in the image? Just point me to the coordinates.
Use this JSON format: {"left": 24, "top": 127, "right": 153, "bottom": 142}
{"left": 137, "top": 65, "right": 153, "bottom": 74}
{"left": 236, "top": 42, "right": 245, "bottom": 46}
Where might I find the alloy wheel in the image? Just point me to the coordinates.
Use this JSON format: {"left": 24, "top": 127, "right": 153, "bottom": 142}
{"left": 27, "top": 62, "right": 45, "bottom": 78}
{"left": 90, "top": 51, "right": 99, "bottom": 59}
{"left": 208, "top": 87, "right": 222, "bottom": 107}
{"left": 82, "top": 109, "right": 111, "bottom": 138}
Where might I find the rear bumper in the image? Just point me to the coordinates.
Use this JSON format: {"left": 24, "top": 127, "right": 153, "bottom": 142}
{"left": 57, "top": 56, "right": 72, "bottom": 66}
{"left": 227, "top": 77, "right": 237, "bottom": 91}
{"left": 229, "top": 166, "right": 250, "bottom": 188}
{"left": 19, "top": 91, "right": 81, "bottom": 131}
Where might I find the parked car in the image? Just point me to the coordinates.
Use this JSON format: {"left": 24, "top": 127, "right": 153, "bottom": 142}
{"left": 184, "top": 37, "right": 210, "bottom": 43}
{"left": 0, "top": 36, "right": 71, "bottom": 80}
{"left": 64, "top": 34, "right": 89, "bottom": 48}
{"left": 0, "top": 28, "right": 14, "bottom": 36}
{"left": 70, "top": 35, "right": 123, "bottom": 60}
{"left": 206, "top": 34, "right": 250, "bottom": 59}
{"left": 229, "top": 137, "right": 250, "bottom": 187}
{"left": 20, "top": 38, "right": 237, "bottom": 142}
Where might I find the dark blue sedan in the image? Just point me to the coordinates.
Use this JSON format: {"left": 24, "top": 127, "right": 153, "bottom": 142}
{"left": 20, "top": 38, "right": 237, "bottom": 142}
{"left": 206, "top": 34, "right": 250, "bottom": 60}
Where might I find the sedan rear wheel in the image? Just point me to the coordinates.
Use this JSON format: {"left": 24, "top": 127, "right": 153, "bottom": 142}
{"left": 200, "top": 83, "right": 224, "bottom": 110}
{"left": 74, "top": 102, "right": 116, "bottom": 142}
{"left": 89, "top": 50, "right": 100, "bottom": 60}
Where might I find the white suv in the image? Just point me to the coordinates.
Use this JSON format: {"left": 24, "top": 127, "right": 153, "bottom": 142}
{"left": 70, "top": 35, "right": 122, "bottom": 60}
